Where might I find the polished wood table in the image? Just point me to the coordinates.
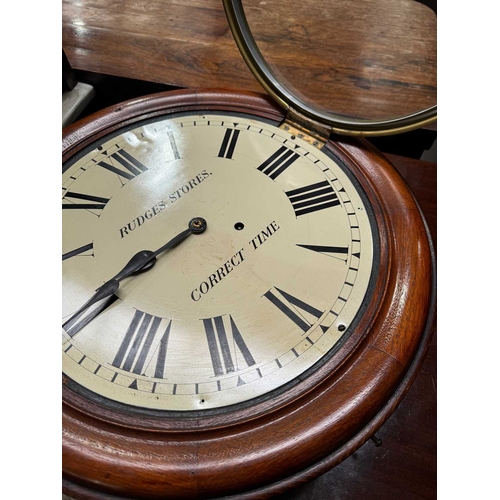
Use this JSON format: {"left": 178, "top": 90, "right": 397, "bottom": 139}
{"left": 62, "top": 1, "right": 436, "bottom": 497}
{"left": 62, "top": 0, "right": 436, "bottom": 121}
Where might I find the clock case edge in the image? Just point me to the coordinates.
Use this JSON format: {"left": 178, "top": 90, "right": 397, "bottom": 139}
{"left": 62, "top": 89, "right": 436, "bottom": 500}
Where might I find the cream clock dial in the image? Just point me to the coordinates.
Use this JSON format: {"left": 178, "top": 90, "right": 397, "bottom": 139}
{"left": 62, "top": 112, "right": 375, "bottom": 411}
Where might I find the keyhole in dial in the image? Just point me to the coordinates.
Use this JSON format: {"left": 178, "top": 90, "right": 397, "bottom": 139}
{"left": 234, "top": 222, "right": 245, "bottom": 231}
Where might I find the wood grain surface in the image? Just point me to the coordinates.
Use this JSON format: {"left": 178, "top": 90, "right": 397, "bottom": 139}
{"left": 62, "top": 0, "right": 436, "bottom": 122}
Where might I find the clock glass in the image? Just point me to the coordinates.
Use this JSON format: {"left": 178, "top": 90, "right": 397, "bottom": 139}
{"left": 62, "top": 112, "right": 375, "bottom": 412}
{"left": 241, "top": 0, "right": 437, "bottom": 122}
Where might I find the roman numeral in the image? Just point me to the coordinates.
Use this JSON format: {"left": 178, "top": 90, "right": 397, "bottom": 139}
{"left": 202, "top": 315, "right": 255, "bottom": 376}
{"left": 62, "top": 242, "right": 94, "bottom": 261}
{"left": 112, "top": 310, "right": 171, "bottom": 376}
{"left": 264, "top": 287, "right": 324, "bottom": 333}
{"left": 97, "top": 149, "right": 148, "bottom": 180}
{"left": 62, "top": 192, "right": 110, "bottom": 211}
{"left": 217, "top": 129, "right": 240, "bottom": 159}
{"left": 285, "top": 180, "right": 340, "bottom": 217}
{"left": 167, "top": 131, "right": 181, "bottom": 160}
{"left": 257, "top": 146, "right": 300, "bottom": 180}
{"left": 63, "top": 294, "right": 120, "bottom": 337}
{"left": 154, "top": 320, "right": 172, "bottom": 379}
{"left": 297, "top": 244, "right": 349, "bottom": 261}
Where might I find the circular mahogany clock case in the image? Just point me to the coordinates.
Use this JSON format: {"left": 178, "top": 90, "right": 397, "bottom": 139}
{"left": 62, "top": 2, "right": 436, "bottom": 499}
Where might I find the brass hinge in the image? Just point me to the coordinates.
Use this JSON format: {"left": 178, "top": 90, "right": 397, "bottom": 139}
{"left": 279, "top": 108, "right": 331, "bottom": 149}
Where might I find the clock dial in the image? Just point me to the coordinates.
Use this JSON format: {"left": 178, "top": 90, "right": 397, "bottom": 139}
{"left": 62, "top": 113, "right": 375, "bottom": 411}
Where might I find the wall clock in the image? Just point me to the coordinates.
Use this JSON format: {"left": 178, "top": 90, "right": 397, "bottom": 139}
{"left": 62, "top": 1, "right": 436, "bottom": 498}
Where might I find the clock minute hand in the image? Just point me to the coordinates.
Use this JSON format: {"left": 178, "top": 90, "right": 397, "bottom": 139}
{"left": 63, "top": 217, "right": 207, "bottom": 330}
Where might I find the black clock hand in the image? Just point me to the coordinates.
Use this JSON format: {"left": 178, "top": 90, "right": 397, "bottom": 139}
{"left": 111, "top": 216, "right": 207, "bottom": 281}
{"left": 63, "top": 217, "right": 207, "bottom": 331}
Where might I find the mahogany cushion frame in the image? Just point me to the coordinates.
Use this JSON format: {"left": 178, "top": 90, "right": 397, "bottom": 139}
{"left": 62, "top": 90, "right": 436, "bottom": 500}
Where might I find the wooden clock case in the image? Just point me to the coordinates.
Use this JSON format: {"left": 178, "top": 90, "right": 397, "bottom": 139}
{"left": 62, "top": 89, "right": 436, "bottom": 499}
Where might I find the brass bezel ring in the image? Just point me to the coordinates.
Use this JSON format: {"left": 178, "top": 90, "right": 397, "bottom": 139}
{"left": 222, "top": 0, "right": 437, "bottom": 137}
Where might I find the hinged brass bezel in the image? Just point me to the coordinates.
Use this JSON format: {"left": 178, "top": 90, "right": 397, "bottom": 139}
{"left": 222, "top": 0, "right": 437, "bottom": 137}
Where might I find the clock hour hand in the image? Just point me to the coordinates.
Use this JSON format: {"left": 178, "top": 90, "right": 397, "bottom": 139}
{"left": 63, "top": 217, "right": 207, "bottom": 330}
{"left": 111, "top": 216, "right": 207, "bottom": 281}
